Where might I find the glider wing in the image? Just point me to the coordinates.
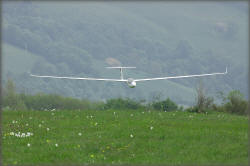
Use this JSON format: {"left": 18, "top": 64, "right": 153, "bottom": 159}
{"left": 30, "top": 74, "right": 127, "bottom": 82}
{"left": 134, "top": 68, "right": 227, "bottom": 82}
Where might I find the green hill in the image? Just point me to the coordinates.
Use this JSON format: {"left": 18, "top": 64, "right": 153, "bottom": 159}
{"left": 2, "top": 43, "right": 44, "bottom": 75}
{"left": 2, "top": 1, "right": 248, "bottom": 105}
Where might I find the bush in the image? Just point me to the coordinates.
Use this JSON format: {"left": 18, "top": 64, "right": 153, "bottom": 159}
{"left": 224, "top": 90, "right": 248, "bottom": 115}
{"left": 22, "top": 93, "right": 92, "bottom": 111}
{"left": 104, "top": 98, "right": 143, "bottom": 110}
{"left": 214, "top": 90, "right": 248, "bottom": 115}
{"left": 185, "top": 107, "right": 194, "bottom": 113}
{"left": 152, "top": 98, "right": 178, "bottom": 112}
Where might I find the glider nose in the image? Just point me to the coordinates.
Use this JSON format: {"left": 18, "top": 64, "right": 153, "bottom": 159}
{"left": 127, "top": 79, "right": 136, "bottom": 88}
{"left": 129, "top": 81, "right": 136, "bottom": 88}
{"left": 132, "top": 81, "right": 136, "bottom": 87}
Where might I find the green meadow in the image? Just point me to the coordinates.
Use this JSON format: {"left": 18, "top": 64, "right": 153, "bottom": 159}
{"left": 2, "top": 109, "right": 248, "bottom": 165}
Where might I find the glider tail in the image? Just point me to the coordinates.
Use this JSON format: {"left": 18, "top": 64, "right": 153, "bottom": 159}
{"left": 106, "top": 66, "right": 136, "bottom": 80}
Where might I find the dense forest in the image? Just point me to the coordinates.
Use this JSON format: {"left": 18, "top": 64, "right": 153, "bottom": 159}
{"left": 2, "top": 1, "right": 248, "bottom": 105}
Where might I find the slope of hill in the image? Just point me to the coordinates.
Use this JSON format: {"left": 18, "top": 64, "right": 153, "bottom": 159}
{"left": 2, "top": 1, "right": 248, "bottom": 105}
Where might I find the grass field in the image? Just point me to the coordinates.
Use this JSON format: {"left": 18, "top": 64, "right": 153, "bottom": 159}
{"left": 2, "top": 109, "right": 248, "bottom": 165}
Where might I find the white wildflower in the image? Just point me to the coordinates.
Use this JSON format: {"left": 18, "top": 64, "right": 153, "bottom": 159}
{"left": 130, "top": 134, "right": 134, "bottom": 138}
{"left": 10, "top": 132, "right": 14, "bottom": 136}
{"left": 55, "top": 143, "right": 58, "bottom": 147}
{"left": 46, "top": 128, "right": 50, "bottom": 131}
{"left": 27, "top": 143, "right": 31, "bottom": 147}
{"left": 150, "top": 126, "right": 154, "bottom": 130}
{"left": 39, "top": 124, "right": 42, "bottom": 127}
{"left": 78, "top": 132, "right": 82, "bottom": 136}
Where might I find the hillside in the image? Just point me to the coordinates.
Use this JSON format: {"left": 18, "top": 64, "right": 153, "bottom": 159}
{"left": 2, "top": 1, "right": 248, "bottom": 105}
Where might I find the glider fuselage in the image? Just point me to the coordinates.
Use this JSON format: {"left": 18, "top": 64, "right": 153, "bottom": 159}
{"left": 127, "top": 78, "right": 136, "bottom": 88}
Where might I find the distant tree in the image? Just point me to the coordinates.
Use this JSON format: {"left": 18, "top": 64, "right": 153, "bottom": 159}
{"left": 2, "top": 79, "right": 27, "bottom": 110}
{"left": 104, "top": 98, "right": 143, "bottom": 110}
{"left": 224, "top": 90, "right": 248, "bottom": 115}
{"left": 152, "top": 98, "right": 178, "bottom": 112}
{"left": 194, "top": 80, "right": 214, "bottom": 113}
{"left": 151, "top": 91, "right": 163, "bottom": 103}
{"left": 3, "top": 79, "right": 17, "bottom": 106}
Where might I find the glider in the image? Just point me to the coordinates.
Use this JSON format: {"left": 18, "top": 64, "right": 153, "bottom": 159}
{"left": 30, "top": 66, "right": 227, "bottom": 88}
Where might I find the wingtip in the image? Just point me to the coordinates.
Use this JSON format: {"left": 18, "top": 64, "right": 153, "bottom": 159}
{"left": 28, "top": 71, "right": 34, "bottom": 76}
{"left": 225, "top": 67, "right": 228, "bottom": 74}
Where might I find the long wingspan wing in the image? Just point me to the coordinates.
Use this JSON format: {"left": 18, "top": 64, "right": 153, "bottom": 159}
{"left": 30, "top": 74, "right": 127, "bottom": 82}
{"left": 134, "top": 67, "right": 227, "bottom": 82}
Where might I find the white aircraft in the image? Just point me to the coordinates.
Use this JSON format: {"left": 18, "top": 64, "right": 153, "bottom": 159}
{"left": 30, "top": 66, "right": 227, "bottom": 88}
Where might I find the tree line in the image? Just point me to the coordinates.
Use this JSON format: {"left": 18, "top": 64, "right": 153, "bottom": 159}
{"left": 2, "top": 79, "right": 248, "bottom": 115}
